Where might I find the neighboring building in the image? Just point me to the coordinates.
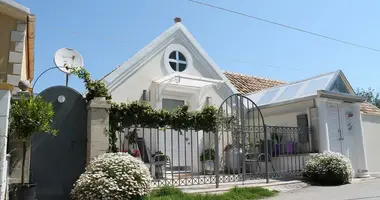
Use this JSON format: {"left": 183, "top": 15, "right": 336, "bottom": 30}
{"left": 0, "top": 0, "right": 35, "bottom": 93}
{"left": 102, "top": 18, "right": 380, "bottom": 178}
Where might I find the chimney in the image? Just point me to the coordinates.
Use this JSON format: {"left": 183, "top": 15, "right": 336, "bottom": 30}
{"left": 174, "top": 17, "right": 182, "bottom": 23}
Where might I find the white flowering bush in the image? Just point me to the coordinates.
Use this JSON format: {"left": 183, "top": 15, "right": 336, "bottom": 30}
{"left": 71, "top": 152, "right": 152, "bottom": 200}
{"left": 302, "top": 151, "right": 354, "bottom": 185}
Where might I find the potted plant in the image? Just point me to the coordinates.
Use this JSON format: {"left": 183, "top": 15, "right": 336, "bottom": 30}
{"left": 200, "top": 149, "right": 215, "bottom": 175}
{"left": 256, "top": 139, "right": 274, "bottom": 155}
{"left": 271, "top": 132, "right": 283, "bottom": 156}
{"left": 8, "top": 95, "right": 57, "bottom": 200}
{"left": 224, "top": 143, "right": 243, "bottom": 174}
{"left": 153, "top": 151, "right": 169, "bottom": 178}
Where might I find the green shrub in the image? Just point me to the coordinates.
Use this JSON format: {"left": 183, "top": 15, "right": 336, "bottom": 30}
{"left": 302, "top": 151, "right": 354, "bottom": 185}
{"left": 71, "top": 152, "right": 152, "bottom": 200}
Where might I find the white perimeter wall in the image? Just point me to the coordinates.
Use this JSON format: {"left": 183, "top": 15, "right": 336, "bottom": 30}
{"left": 362, "top": 114, "right": 380, "bottom": 177}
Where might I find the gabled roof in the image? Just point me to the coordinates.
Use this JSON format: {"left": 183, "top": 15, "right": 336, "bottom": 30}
{"left": 102, "top": 22, "right": 237, "bottom": 94}
{"left": 224, "top": 70, "right": 380, "bottom": 115}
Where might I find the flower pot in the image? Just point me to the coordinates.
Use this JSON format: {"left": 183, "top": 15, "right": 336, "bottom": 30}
{"left": 225, "top": 147, "right": 243, "bottom": 173}
{"left": 9, "top": 183, "right": 36, "bottom": 200}
{"left": 287, "top": 142, "right": 296, "bottom": 154}
{"left": 202, "top": 160, "right": 215, "bottom": 175}
{"left": 275, "top": 144, "right": 282, "bottom": 156}
{"left": 155, "top": 165, "right": 166, "bottom": 179}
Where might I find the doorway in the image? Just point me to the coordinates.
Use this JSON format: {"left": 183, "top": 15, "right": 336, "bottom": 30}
{"left": 327, "top": 103, "right": 344, "bottom": 154}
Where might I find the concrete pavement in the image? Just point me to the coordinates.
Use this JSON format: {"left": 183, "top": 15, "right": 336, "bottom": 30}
{"left": 269, "top": 178, "right": 380, "bottom": 200}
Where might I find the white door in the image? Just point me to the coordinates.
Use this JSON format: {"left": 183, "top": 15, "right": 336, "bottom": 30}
{"left": 327, "top": 103, "right": 344, "bottom": 153}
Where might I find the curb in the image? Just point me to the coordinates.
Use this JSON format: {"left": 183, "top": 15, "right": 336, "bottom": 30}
{"left": 182, "top": 180, "right": 309, "bottom": 194}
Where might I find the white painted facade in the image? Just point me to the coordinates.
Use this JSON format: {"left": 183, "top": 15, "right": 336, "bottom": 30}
{"left": 316, "top": 98, "right": 369, "bottom": 177}
{"left": 104, "top": 22, "right": 237, "bottom": 174}
{"left": 103, "top": 20, "right": 373, "bottom": 177}
{"left": 362, "top": 114, "right": 380, "bottom": 177}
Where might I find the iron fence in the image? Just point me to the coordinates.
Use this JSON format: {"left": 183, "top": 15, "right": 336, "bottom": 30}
{"left": 117, "top": 125, "right": 313, "bottom": 187}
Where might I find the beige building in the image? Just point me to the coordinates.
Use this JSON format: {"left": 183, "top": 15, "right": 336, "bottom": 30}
{"left": 0, "top": 0, "right": 34, "bottom": 93}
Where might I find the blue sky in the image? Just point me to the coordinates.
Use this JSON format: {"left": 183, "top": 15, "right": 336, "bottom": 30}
{"left": 17, "top": 0, "right": 380, "bottom": 94}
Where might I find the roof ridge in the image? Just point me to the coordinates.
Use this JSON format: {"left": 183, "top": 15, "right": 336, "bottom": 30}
{"left": 223, "top": 71, "right": 286, "bottom": 83}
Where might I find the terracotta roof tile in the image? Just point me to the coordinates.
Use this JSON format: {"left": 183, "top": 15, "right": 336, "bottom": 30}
{"left": 223, "top": 71, "right": 380, "bottom": 116}
{"left": 360, "top": 102, "right": 380, "bottom": 116}
{"left": 223, "top": 71, "right": 286, "bottom": 94}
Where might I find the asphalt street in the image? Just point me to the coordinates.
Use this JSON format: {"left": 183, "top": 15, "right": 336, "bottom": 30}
{"left": 269, "top": 178, "right": 380, "bottom": 200}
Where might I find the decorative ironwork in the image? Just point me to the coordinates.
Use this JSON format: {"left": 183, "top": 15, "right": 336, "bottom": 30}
{"left": 117, "top": 94, "right": 314, "bottom": 189}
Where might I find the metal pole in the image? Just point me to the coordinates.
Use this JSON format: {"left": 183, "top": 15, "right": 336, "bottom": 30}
{"left": 66, "top": 74, "right": 69, "bottom": 87}
{"left": 240, "top": 95, "right": 246, "bottom": 185}
{"left": 215, "top": 128, "right": 220, "bottom": 188}
{"left": 264, "top": 125, "right": 269, "bottom": 183}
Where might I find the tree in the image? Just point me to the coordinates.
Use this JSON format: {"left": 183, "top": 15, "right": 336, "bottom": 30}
{"left": 356, "top": 87, "right": 380, "bottom": 108}
{"left": 9, "top": 95, "right": 57, "bottom": 185}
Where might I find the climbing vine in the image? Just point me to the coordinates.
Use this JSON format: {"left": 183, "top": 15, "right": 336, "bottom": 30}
{"left": 70, "top": 68, "right": 111, "bottom": 102}
{"left": 71, "top": 68, "right": 219, "bottom": 153}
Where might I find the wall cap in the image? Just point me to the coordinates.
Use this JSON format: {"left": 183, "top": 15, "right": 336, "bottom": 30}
{"left": 0, "top": 83, "right": 14, "bottom": 91}
{"left": 87, "top": 97, "right": 111, "bottom": 109}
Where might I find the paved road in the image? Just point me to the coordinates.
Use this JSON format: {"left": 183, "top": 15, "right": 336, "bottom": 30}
{"left": 269, "top": 178, "right": 380, "bottom": 200}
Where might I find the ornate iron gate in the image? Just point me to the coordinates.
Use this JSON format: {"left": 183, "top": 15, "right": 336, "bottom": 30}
{"left": 30, "top": 86, "right": 87, "bottom": 200}
{"left": 216, "top": 94, "right": 269, "bottom": 187}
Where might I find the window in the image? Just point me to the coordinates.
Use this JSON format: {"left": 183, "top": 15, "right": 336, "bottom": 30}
{"left": 257, "top": 89, "right": 279, "bottom": 105}
{"left": 162, "top": 98, "right": 185, "bottom": 112}
{"left": 329, "top": 76, "right": 350, "bottom": 94}
{"left": 168, "top": 51, "right": 187, "bottom": 72}
{"left": 277, "top": 83, "right": 303, "bottom": 101}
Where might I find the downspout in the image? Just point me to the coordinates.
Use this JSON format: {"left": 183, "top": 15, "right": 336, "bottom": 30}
{"left": 26, "top": 14, "right": 35, "bottom": 93}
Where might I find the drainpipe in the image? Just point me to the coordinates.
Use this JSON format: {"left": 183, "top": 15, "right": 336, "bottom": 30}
{"left": 26, "top": 14, "right": 35, "bottom": 92}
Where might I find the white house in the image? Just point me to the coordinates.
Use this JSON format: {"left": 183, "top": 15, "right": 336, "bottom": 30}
{"left": 102, "top": 18, "right": 380, "bottom": 179}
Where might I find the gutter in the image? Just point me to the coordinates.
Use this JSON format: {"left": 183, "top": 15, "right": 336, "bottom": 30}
{"left": 248, "top": 90, "right": 365, "bottom": 111}
{"left": 317, "top": 90, "right": 365, "bottom": 103}
{"left": 253, "top": 95, "right": 317, "bottom": 110}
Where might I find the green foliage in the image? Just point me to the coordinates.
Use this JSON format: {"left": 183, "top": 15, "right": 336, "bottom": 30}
{"left": 9, "top": 96, "right": 57, "bottom": 140}
{"left": 108, "top": 102, "right": 219, "bottom": 153}
{"left": 302, "top": 152, "right": 354, "bottom": 185}
{"left": 146, "top": 186, "right": 278, "bottom": 200}
{"left": 200, "top": 149, "right": 216, "bottom": 162}
{"left": 70, "top": 68, "right": 220, "bottom": 153}
{"left": 70, "top": 67, "right": 111, "bottom": 102}
{"left": 357, "top": 87, "right": 380, "bottom": 108}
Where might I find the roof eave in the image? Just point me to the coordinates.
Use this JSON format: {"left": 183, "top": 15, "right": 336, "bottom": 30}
{"left": 248, "top": 95, "right": 317, "bottom": 110}
{"left": 0, "top": 0, "right": 30, "bottom": 20}
{"left": 317, "top": 90, "right": 365, "bottom": 102}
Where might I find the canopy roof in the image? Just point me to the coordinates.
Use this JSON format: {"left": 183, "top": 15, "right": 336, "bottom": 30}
{"left": 246, "top": 70, "right": 355, "bottom": 107}
{"left": 154, "top": 73, "right": 224, "bottom": 89}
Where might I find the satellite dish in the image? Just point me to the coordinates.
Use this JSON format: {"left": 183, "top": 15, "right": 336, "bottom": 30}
{"left": 54, "top": 48, "right": 84, "bottom": 74}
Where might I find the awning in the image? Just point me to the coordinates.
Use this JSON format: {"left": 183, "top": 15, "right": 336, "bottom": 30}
{"left": 154, "top": 73, "right": 224, "bottom": 100}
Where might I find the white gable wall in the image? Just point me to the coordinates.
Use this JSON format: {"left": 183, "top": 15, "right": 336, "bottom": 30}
{"left": 109, "top": 35, "right": 232, "bottom": 110}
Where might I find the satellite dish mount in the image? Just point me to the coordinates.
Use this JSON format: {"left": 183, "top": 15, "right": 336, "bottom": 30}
{"left": 54, "top": 48, "right": 84, "bottom": 87}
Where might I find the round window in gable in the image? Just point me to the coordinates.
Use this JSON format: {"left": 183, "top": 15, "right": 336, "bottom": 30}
{"left": 168, "top": 51, "right": 187, "bottom": 72}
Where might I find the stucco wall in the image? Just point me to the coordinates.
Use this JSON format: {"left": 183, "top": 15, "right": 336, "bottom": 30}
{"left": 362, "top": 114, "right": 380, "bottom": 177}
{"left": 0, "top": 12, "right": 17, "bottom": 80}
{"left": 109, "top": 37, "right": 230, "bottom": 109}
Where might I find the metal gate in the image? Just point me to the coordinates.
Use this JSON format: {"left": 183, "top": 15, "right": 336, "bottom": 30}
{"left": 30, "top": 86, "right": 87, "bottom": 200}
{"left": 216, "top": 94, "right": 269, "bottom": 187}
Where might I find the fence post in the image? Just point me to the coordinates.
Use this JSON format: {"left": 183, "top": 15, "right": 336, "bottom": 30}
{"left": 86, "top": 97, "right": 111, "bottom": 165}
{"left": 264, "top": 125, "right": 269, "bottom": 183}
{"left": 214, "top": 130, "right": 219, "bottom": 188}
{"left": 0, "top": 83, "right": 13, "bottom": 200}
